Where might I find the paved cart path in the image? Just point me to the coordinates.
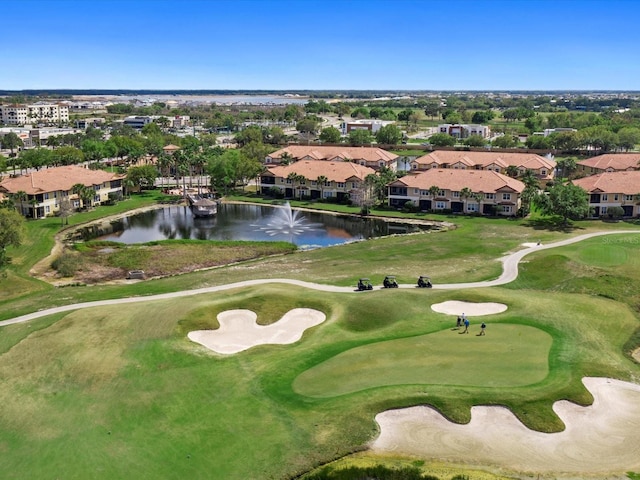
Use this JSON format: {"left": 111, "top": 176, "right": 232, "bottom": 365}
{"left": 2, "top": 230, "right": 639, "bottom": 327}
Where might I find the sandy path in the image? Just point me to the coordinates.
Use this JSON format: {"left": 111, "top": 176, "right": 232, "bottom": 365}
{"left": 371, "top": 377, "right": 640, "bottom": 475}
{"left": 187, "top": 308, "right": 325, "bottom": 354}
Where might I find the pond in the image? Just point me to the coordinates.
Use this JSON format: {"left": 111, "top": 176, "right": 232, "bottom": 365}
{"left": 85, "top": 203, "right": 437, "bottom": 249}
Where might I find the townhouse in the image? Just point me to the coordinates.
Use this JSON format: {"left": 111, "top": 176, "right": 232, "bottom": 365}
{"left": 388, "top": 168, "right": 525, "bottom": 216}
{"left": 410, "top": 150, "right": 555, "bottom": 181}
{"left": 265, "top": 145, "right": 398, "bottom": 171}
{"left": 572, "top": 171, "right": 640, "bottom": 218}
{"left": 0, "top": 165, "right": 124, "bottom": 218}
{"left": 260, "top": 160, "right": 376, "bottom": 202}
{"left": 576, "top": 153, "right": 640, "bottom": 175}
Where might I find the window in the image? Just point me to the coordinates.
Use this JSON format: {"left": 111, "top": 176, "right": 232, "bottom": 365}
{"left": 286, "top": 178, "right": 292, "bottom": 184}
{"left": 438, "top": 190, "right": 445, "bottom": 197}
{"left": 435, "top": 201, "right": 446, "bottom": 209}
{"left": 614, "top": 194, "right": 619, "bottom": 201}
{"left": 467, "top": 203, "right": 478, "bottom": 212}
{"left": 452, "top": 191, "right": 460, "bottom": 197}
{"left": 414, "top": 188, "right": 419, "bottom": 194}
{"left": 485, "top": 193, "right": 495, "bottom": 200}
{"left": 540, "top": 169, "right": 547, "bottom": 176}
{"left": 351, "top": 182, "right": 357, "bottom": 188}
{"left": 420, "top": 190, "right": 428, "bottom": 196}
{"left": 45, "top": 206, "right": 50, "bottom": 213}
{"left": 299, "top": 179, "right": 306, "bottom": 185}
{"left": 323, "top": 191, "right": 333, "bottom": 199}
{"left": 602, "top": 194, "right": 608, "bottom": 201}
{"left": 502, "top": 193, "right": 511, "bottom": 200}
{"left": 311, "top": 181, "right": 317, "bottom": 186}
{"left": 337, "top": 182, "right": 345, "bottom": 188}
{"left": 501, "top": 205, "right": 512, "bottom": 213}
{"left": 601, "top": 206, "right": 608, "bottom": 215}
{"left": 625, "top": 195, "right": 633, "bottom": 201}
{"left": 44, "top": 193, "right": 49, "bottom": 200}
{"left": 412, "top": 164, "right": 418, "bottom": 170}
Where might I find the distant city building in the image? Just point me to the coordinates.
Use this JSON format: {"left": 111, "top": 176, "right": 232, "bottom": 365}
{"left": 341, "top": 119, "right": 394, "bottom": 135}
{"left": 438, "top": 124, "right": 491, "bottom": 139}
{"left": 75, "top": 118, "right": 106, "bottom": 129}
{"left": 0, "top": 103, "right": 69, "bottom": 125}
{"left": 123, "top": 116, "right": 153, "bottom": 129}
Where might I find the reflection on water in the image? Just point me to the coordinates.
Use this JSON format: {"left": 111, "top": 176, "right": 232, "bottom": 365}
{"left": 89, "top": 204, "right": 432, "bottom": 249}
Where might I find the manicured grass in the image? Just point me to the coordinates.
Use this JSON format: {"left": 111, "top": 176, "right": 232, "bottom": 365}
{"left": 1, "top": 195, "right": 640, "bottom": 479}
{"left": 293, "top": 324, "right": 552, "bottom": 397}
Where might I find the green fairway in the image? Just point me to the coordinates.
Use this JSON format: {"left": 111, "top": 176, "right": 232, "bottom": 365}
{"left": 293, "top": 325, "right": 552, "bottom": 397}
{"left": 0, "top": 197, "right": 640, "bottom": 479}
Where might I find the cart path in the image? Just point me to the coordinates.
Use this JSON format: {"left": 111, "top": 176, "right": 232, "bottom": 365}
{"left": 2, "top": 229, "right": 639, "bottom": 327}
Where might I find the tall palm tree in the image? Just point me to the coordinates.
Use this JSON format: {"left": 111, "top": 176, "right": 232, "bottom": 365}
{"left": 505, "top": 165, "right": 519, "bottom": 178}
{"left": 316, "top": 175, "right": 328, "bottom": 200}
{"left": 428, "top": 185, "right": 441, "bottom": 210}
{"left": 460, "top": 187, "right": 473, "bottom": 213}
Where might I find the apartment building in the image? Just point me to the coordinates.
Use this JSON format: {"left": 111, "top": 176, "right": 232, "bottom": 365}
{"left": 573, "top": 171, "right": 640, "bottom": 217}
{"left": 437, "top": 124, "right": 491, "bottom": 139}
{"left": 266, "top": 145, "right": 398, "bottom": 171}
{"left": 576, "top": 153, "right": 640, "bottom": 175}
{"left": 410, "top": 150, "right": 555, "bottom": 181}
{"left": 388, "top": 168, "right": 525, "bottom": 216}
{"left": 260, "top": 160, "right": 376, "bottom": 201}
{"left": 0, "top": 165, "right": 124, "bottom": 218}
{"left": 0, "top": 103, "right": 69, "bottom": 125}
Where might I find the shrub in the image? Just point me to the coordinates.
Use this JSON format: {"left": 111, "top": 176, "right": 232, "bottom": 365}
{"left": 51, "top": 254, "right": 82, "bottom": 277}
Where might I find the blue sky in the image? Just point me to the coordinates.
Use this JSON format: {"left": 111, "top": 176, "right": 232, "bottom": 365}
{"left": 3, "top": 0, "right": 640, "bottom": 90}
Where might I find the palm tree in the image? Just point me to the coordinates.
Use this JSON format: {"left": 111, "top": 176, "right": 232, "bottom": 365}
{"left": 11, "top": 190, "right": 28, "bottom": 216}
{"left": 428, "top": 185, "right": 441, "bottom": 210}
{"left": 286, "top": 172, "right": 298, "bottom": 199}
{"left": 505, "top": 165, "right": 519, "bottom": 178}
{"left": 29, "top": 198, "right": 39, "bottom": 219}
{"left": 316, "top": 175, "right": 328, "bottom": 200}
{"left": 460, "top": 187, "right": 473, "bottom": 214}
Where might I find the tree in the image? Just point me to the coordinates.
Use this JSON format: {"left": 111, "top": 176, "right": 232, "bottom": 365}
{"left": 296, "top": 116, "right": 321, "bottom": 135}
{"left": 316, "top": 175, "right": 328, "bottom": 200}
{"left": 464, "top": 135, "right": 486, "bottom": 147}
{"left": 428, "top": 133, "right": 456, "bottom": 147}
{"left": 492, "top": 135, "right": 519, "bottom": 148}
{"left": 617, "top": 127, "right": 640, "bottom": 151}
{"left": 505, "top": 165, "right": 519, "bottom": 178}
{"left": 423, "top": 101, "right": 440, "bottom": 120}
{"left": 348, "top": 129, "right": 374, "bottom": 146}
{"left": 525, "top": 135, "right": 552, "bottom": 149}
{"left": 53, "top": 146, "right": 85, "bottom": 166}
{"left": 375, "top": 124, "right": 403, "bottom": 145}
{"left": 319, "top": 126, "right": 342, "bottom": 144}
{"left": 556, "top": 157, "right": 577, "bottom": 179}
{"left": 0, "top": 208, "right": 25, "bottom": 270}
{"left": 459, "top": 187, "right": 473, "bottom": 213}
{"left": 443, "top": 111, "right": 462, "bottom": 124}
{"left": 72, "top": 183, "right": 95, "bottom": 210}
{"left": 1, "top": 132, "right": 23, "bottom": 158}
{"left": 536, "top": 182, "right": 590, "bottom": 224}
{"left": 471, "top": 110, "right": 495, "bottom": 124}
{"left": 57, "top": 197, "right": 74, "bottom": 225}
{"left": 127, "top": 165, "right": 158, "bottom": 190}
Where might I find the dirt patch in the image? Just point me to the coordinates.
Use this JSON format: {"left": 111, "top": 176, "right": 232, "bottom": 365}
{"left": 633, "top": 347, "right": 640, "bottom": 363}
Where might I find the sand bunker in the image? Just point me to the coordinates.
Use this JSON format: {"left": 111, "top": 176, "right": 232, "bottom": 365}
{"left": 430, "top": 300, "right": 507, "bottom": 316}
{"left": 188, "top": 308, "right": 326, "bottom": 354}
{"left": 371, "top": 377, "right": 640, "bottom": 475}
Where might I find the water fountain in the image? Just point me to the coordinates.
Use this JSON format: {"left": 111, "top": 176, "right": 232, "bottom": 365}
{"left": 252, "top": 202, "right": 320, "bottom": 237}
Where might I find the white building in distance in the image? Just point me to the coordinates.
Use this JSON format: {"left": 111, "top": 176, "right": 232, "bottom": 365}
{"left": 0, "top": 103, "right": 69, "bottom": 125}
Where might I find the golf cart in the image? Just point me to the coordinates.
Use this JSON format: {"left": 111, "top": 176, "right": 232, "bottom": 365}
{"left": 383, "top": 275, "right": 399, "bottom": 288}
{"left": 357, "top": 278, "right": 373, "bottom": 291}
{"left": 417, "top": 275, "right": 432, "bottom": 288}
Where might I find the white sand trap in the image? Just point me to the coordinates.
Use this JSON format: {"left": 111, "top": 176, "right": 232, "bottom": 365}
{"left": 430, "top": 300, "right": 507, "bottom": 316}
{"left": 371, "top": 377, "right": 640, "bottom": 475}
{"left": 188, "top": 308, "right": 325, "bottom": 354}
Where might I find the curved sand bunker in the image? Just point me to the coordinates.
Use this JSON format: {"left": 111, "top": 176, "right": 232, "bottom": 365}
{"left": 188, "top": 308, "right": 326, "bottom": 354}
{"left": 371, "top": 377, "right": 640, "bottom": 475}
{"left": 431, "top": 300, "right": 507, "bottom": 316}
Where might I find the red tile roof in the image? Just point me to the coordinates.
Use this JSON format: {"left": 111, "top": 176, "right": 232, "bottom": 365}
{"left": 414, "top": 150, "right": 556, "bottom": 171}
{"left": 0, "top": 166, "right": 124, "bottom": 195}
{"left": 576, "top": 153, "right": 640, "bottom": 171}
{"left": 391, "top": 169, "right": 525, "bottom": 193}
{"left": 572, "top": 171, "right": 640, "bottom": 194}
{"left": 264, "top": 161, "right": 376, "bottom": 182}
{"left": 269, "top": 145, "right": 398, "bottom": 163}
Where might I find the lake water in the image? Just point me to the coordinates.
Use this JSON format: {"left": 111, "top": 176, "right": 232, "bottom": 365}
{"left": 91, "top": 204, "right": 432, "bottom": 249}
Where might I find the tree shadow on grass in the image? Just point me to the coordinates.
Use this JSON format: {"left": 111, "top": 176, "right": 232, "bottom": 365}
{"left": 523, "top": 216, "right": 586, "bottom": 232}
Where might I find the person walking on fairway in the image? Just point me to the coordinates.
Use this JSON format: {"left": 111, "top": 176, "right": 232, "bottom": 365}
{"left": 461, "top": 317, "right": 470, "bottom": 334}
{"left": 478, "top": 322, "right": 486, "bottom": 336}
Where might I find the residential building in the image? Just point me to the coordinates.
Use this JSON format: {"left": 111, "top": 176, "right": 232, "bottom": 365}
{"left": 260, "top": 160, "right": 376, "bottom": 201}
{"left": 576, "top": 153, "right": 640, "bottom": 175}
{"left": 0, "top": 165, "right": 124, "bottom": 218}
{"left": 387, "top": 168, "right": 525, "bottom": 216}
{"left": 265, "top": 145, "right": 398, "bottom": 171}
{"left": 340, "top": 119, "right": 394, "bottom": 135}
{"left": 0, "top": 103, "right": 69, "bottom": 125}
{"left": 410, "top": 150, "right": 555, "bottom": 181}
{"left": 75, "top": 118, "right": 106, "bottom": 129}
{"left": 572, "top": 171, "right": 640, "bottom": 217}
{"left": 437, "top": 124, "right": 491, "bottom": 139}
{"left": 0, "top": 127, "right": 33, "bottom": 148}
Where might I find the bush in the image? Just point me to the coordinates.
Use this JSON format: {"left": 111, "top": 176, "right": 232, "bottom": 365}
{"left": 51, "top": 254, "right": 82, "bottom": 277}
{"left": 402, "top": 201, "right": 418, "bottom": 213}
{"left": 605, "top": 206, "right": 625, "bottom": 220}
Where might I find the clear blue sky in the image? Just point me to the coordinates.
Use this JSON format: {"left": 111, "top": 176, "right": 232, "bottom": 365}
{"left": 3, "top": 0, "right": 639, "bottom": 90}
